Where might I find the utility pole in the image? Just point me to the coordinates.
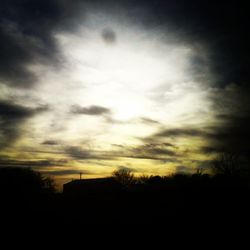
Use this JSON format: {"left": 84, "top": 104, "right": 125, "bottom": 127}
{"left": 80, "top": 172, "right": 83, "bottom": 180}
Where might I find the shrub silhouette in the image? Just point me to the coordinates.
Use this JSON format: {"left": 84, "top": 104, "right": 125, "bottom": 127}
{"left": 0, "top": 167, "right": 55, "bottom": 196}
{"left": 137, "top": 174, "right": 151, "bottom": 184}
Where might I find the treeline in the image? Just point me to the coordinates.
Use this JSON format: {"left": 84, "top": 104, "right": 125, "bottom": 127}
{"left": 111, "top": 152, "right": 250, "bottom": 191}
{"left": 0, "top": 152, "right": 250, "bottom": 196}
{"left": 0, "top": 152, "right": 250, "bottom": 227}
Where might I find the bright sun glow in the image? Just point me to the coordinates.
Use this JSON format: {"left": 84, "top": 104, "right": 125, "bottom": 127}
{"left": 4, "top": 12, "right": 214, "bottom": 183}
{"left": 54, "top": 15, "right": 197, "bottom": 122}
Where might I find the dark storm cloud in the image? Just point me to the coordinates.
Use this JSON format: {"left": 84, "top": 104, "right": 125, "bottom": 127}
{"left": 70, "top": 105, "right": 111, "bottom": 116}
{"left": 210, "top": 116, "right": 250, "bottom": 156}
{"left": 155, "top": 128, "right": 209, "bottom": 138}
{"left": 65, "top": 146, "right": 94, "bottom": 160}
{"left": 200, "top": 146, "right": 219, "bottom": 155}
{"left": 0, "top": 100, "right": 49, "bottom": 118}
{"left": 118, "top": 143, "right": 182, "bottom": 162}
{"left": 136, "top": 0, "right": 249, "bottom": 86}
{"left": 64, "top": 143, "right": 179, "bottom": 162}
{"left": 0, "top": 0, "right": 84, "bottom": 87}
{"left": 0, "top": 100, "right": 35, "bottom": 118}
{"left": 207, "top": 84, "right": 250, "bottom": 156}
{"left": 1, "top": 0, "right": 248, "bottom": 161}
{"left": 0, "top": 157, "right": 67, "bottom": 168}
{"left": 0, "top": 100, "right": 49, "bottom": 148}
{"left": 131, "top": 143, "right": 177, "bottom": 157}
{"left": 102, "top": 28, "right": 116, "bottom": 44}
{"left": 64, "top": 146, "right": 113, "bottom": 160}
{"left": 134, "top": 0, "right": 249, "bottom": 158}
{"left": 41, "top": 140, "right": 60, "bottom": 146}
{"left": 0, "top": 0, "right": 248, "bottom": 87}
{"left": 150, "top": 113, "right": 250, "bottom": 157}
{"left": 81, "top": 0, "right": 248, "bottom": 86}
{"left": 163, "top": 142, "right": 176, "bottom": 148}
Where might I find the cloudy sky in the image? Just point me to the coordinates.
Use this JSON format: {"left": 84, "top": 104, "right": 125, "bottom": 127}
{"left": 0, "top": 0, "right": 249, "bottom": 187}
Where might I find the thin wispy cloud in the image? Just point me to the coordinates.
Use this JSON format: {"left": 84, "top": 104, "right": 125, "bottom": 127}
{"left": 70, "top": 105, "right": 111, "bottom": 116}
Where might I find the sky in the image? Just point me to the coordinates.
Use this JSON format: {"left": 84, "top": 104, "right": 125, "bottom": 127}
{"left": 0, "top": 0, "right": 249, "bottom": 188}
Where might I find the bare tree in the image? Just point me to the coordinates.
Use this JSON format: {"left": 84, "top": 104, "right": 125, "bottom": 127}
{"left": 212, "top": 153, "right": 242, "bottom": 177}
{"left": 42, "top": 176, "right": 56, "bottom": 193}
{"left": 112, "top": 168, "right": 135, "bottom": 188}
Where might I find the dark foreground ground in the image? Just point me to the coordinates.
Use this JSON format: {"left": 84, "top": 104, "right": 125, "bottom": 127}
{"left": 2, "top": 184, "right": 250, "bottom": 230}
{"left": 1, "top": 168, "right": 250, "bottom": 239}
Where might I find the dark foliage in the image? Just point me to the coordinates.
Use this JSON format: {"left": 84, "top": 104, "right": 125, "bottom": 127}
{"left": 0, "top": 163, "right": 250, "bottom": 234}
{"left": 0, "top": 167, "right": 55, "bottom": 197}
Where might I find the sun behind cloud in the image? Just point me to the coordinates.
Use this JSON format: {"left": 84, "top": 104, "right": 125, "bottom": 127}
{"left": 0, "top": 8, "right": 224, "bottom": 188}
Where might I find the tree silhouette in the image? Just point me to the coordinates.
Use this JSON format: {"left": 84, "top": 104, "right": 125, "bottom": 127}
{"left": 112, "top": 168, "right": 135, "bottom": 188}
{"left": 212, "top": 153, "right": 242, "bottom": 177}
{"left": 0, "top": 167, "right": 56, "bottom": 196}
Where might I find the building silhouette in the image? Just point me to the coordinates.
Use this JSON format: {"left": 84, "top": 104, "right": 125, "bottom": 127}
{"left": 63, "top": 177, "right": 121, "bottom": 195}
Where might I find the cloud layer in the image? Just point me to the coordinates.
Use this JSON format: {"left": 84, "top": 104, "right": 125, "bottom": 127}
{"left": 0, "top": 0, "right": 249, "bottom": 185}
